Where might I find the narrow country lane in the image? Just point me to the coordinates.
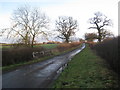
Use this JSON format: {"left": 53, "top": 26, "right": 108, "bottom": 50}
{"left": 2, "top": 43, "right": 85, "bottom": 88}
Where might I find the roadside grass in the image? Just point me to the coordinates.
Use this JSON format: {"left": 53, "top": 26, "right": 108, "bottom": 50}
{"left": 52, "top": 45, "right": 119, "bottom": 88}
{"left": 2, "top": 44, "right": 81, "bottom": 72}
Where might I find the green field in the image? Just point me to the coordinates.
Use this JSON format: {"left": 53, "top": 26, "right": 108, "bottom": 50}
{"left": 0, "top": 45, "right": 11, "bottom": 49}
{"left": 40, "top": 44, "right": 58, "bottom": 49}
{"left": 1, "top": 44, "right": 58, "bottom": 49}
{"left": 53, "top": 45, "right": 119, "bottom": 88}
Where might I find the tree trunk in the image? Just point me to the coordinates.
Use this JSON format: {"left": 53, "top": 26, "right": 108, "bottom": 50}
{"left": 65, "top": 37, "right": 69, "bottom": 43}
{"left": 98, "top": 37, "right": 101, "bottom": 42}
{"left": 98, "top": 29, "right": 102, "bottom": 42}
{"left": 31, "top": 35, "right": 35, "bottom": 48}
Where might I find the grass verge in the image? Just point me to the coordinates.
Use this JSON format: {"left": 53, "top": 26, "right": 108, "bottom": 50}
{"left": 52, "top": 45, "right": 119, "bottom": 88}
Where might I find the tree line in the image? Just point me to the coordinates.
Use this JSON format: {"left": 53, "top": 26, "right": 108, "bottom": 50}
{"left": 1, "top": 6, "right": 114, "bottom": 47}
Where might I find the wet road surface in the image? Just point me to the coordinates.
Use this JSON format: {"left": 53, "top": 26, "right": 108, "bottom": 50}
{"left": 2, "top": 43, "right": 85, "bottom": 88}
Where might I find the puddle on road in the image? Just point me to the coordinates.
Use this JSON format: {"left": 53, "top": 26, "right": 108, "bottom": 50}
{"left": 35, "top": 60, "right": 64, "bottom": 78}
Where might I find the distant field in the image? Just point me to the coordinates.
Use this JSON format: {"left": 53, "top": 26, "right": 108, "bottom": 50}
{"left": 1, "top": 44, "right": 16, "bottom": 49}
{"left": 0, "top": 46, "right": 12, "bottom": 49}
{"left": 34, "top": 44, "right": 58, "bottom": 49}
{"left": 1, "top": 44, "right": 58, "bottom": 49}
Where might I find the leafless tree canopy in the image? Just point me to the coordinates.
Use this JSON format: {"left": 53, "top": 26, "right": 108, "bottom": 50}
{"left": 88, "top": 12, "right": 113, "bottom": 42}
{"left": 56, "top": 16, "right": 78, "bottom": 43}
{"left": 2, "top": 6, "right": 49, "bottom": 47}
{"left": 85, "top": 33, "right": 97, "bottom": 42}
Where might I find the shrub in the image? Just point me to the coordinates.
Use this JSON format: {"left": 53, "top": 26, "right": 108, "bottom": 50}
{"left": 57, "top": 42, "right": 81, "bottom": 52}
{"left": 91, "top": 36, "right": 119, "bottom": 75}
{"left": 2, "top": 46, "right": 46, "bottom": 66}
{"left": 86, "top": 41, "right": 97, "bottom": 48}
{"left": 57, "top": 43, "right": 71, "bottom": 52}
{"left": 2, "top": 42, "right": 81, "bottom": 66}
{"left": 70, "top": 42, "right": 81, "bottom": 47}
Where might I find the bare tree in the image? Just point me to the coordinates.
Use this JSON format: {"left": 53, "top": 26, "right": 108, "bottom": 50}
{"left": 55, "top": 16, "right": 78, "bottom": 43}
{"left": 2, "top": 6, "right": 49, "bottom": 47}
{"left": 101, "top": 30, "right": 114, "bottom": 40}
{"left": 79, "top": 38, "right": 85, "bottom": 42}
{"left": 85, "top": 33, "right": 97, "bottom": 42}
{"left": 88, "top": 12, "right": 113, "bottom": 42}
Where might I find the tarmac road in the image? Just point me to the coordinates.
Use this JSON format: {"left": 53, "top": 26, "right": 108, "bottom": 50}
{"left": 2, "top": 43, "right": 85, "bottom": 88}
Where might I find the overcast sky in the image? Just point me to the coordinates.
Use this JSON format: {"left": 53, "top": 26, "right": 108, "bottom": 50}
{"left": 0, "top": 0, "right": 119, "bottom": 43}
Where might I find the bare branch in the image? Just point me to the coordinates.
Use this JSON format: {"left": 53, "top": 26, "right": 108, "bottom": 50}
{"left": 56, "top": 16, "right": 78, "bottom": 43}
{"left": 88, "top": 11, "right": 113, "bottom": 42}
{"left": 88, "top": 27, "right": 97, "bottom": 29}
{"left": 2, "top": 6, "right": 49, "bottom": 47}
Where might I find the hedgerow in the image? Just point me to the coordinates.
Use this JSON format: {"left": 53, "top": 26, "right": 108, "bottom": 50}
{"left": 91, "top": 36, "right": 119, "bottom": 75}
